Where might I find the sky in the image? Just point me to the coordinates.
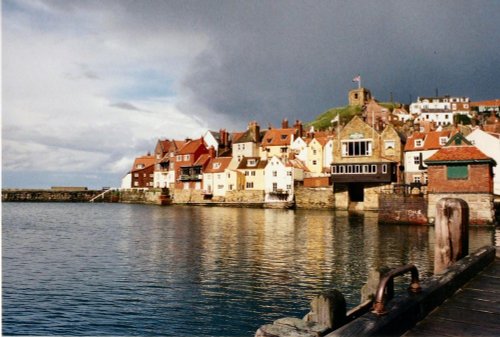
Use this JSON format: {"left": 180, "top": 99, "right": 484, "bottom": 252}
{"left": 3, "top": 0, "right": 500, "bottom": 189}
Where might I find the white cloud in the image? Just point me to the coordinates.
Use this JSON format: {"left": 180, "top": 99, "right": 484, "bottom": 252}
{"left": 2, "top": 1, "right": 215, "bottom": 186}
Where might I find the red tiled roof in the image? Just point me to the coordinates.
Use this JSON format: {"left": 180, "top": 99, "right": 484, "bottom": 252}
{"left": 404, "top": 131, "right": 456, "bottom": 151}
{"left": 193, "top": 153, "right": 211, "bottom": 167}
{"left": 131, "top": 155, "right": 156, "bottom": 172}
{"left": 470, "top": 99, "right": 500, "bottom": 107}
{"left": 425, "top": 145, "right": 493, "bottom": 163}
{"left": 261, "top": 128, "right": 295, "bottom": 147}
{"left": 204, "top": 157, "right": 232, "bottom": 173}
{"left": 231, "top": 132, "right": 245, "bottom": 143}
{"left": 178, "top": 138, "right": 205, "bottom": 155}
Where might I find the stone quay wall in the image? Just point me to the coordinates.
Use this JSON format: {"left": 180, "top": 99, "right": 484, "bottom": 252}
{"left": 118, "top": 188, "right": 164, "bottom": 205}
{"left": 2, "top": 189, "right": 103, "bottom": 202}
{"left": 295, "top": 186, "right": 335, "bottom": 209}
{"left": 427, "top": 192, "right": 495, "bottom": 225}
{"left": 379, "top": 194, "right": 428, "bottom": 225}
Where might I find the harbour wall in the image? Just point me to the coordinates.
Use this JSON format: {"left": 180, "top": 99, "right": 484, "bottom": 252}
{"left": 2, "top": 189, "right": 105, "bottom": 202}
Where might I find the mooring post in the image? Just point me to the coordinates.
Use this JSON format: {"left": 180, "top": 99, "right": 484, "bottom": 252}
{"left": 434, "top": 198, "right": 469, "bottom": 274}
{"left": 304, "top": 290, "right": 346, "bottom": 330}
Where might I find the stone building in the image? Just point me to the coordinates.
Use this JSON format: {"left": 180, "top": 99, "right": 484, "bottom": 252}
{"left": 348, "top": 87, "right": 372, "bottom": 106}
{"left": 330, "top": 116, "right": 404, "bottom": 210}
{"left": 425, "top": 133, "right": 496, "bottom": 225}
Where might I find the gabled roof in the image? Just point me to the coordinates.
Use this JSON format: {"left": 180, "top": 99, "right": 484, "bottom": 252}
{"left": 193, "top": 153, "right": 211, "bottom": 167}
{"left": 404, "top": 130, "right": 455, "bottom": 151}
{"left": 261, "top": 128, "right": 296, "bottom": 147}
{"left": 307, "top": 136, "right": 330, "bottom": 147}
{"left": 231, "top": 132, "right": 245, "bottom": 143}
{"left": 237, "top": 157, "right": 267, "bottom": 170}
{"left": 204, "top": 157, "right": 232, "bottom": 173}
{"left": 177, "top": 138, "right": 206, "bottom": 155}
{"left": 425, "top": 145, "right": 495, "bottom": 165}
{"left": 131, "top": 155, "right": 156, "bottom": 172}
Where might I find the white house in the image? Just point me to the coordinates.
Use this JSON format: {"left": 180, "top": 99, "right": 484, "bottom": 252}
{"left": 467, "top": 129, "right": 500, "bottom": 195}
{"left": 411, "top": 96, "right": 471, "bottom": 127}
{"left": 264, "top": 156, "right": 294, "bottom": 202}
{"left": 120, "top": 173, "right": 132, "bottom": 189}
{"left": 291, "top": 137, "right": 308, "bottom": 161}
{"left": 323, "top": 137, "right": 334, "bottom": 170}
{"left": 403, "top": 130, "right": 454, "bottom": 184}
{"left": 202, "top": 157, "right": 232, "bottom": 197}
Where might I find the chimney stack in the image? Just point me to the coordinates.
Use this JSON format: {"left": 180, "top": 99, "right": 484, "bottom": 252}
{"left": 294, "top": 120, "right": 304, "bottom": 138}
{"left": 208, "top": 146, "right": 216, "bottom": 158}
{"left": 248, "top": 121, "right": 261, "bottom": 143}
{"left": 282, "top": 118, "right": 289, "bottom": 129}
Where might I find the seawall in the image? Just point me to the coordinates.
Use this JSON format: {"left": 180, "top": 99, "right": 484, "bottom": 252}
{"left": 2, "top": 189, "right": 105, "bottom": 202}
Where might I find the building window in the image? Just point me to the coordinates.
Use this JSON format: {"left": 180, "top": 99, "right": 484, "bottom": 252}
{"left": 246, "top": 182, "right": 254, "bottom": 189}
{"left": 413, "top": 176, "right": 421, "bottom": 183}
{"left": 134, "top": 173, "right": 139, "bottom": 177}
{"left": 251, "top": 171, "right": 256, "bottom": 176}
{"left": 313, "top": 149, "right": 317, "bottom": 155}
{"left": 287, "top": 171, "right": 292, "bottom": 176}
{"left": 312, "top": 160, "right": 317, "bottom": 165}
{"left": 229, "top": 184, "right": 233, "bottom": 190}
{"left": 272, "top": 183, "right": 278, "bottom": 192}
{"left": 176, "top": 155, "right": 182, "bottom": 161}
{"left": 331, "top": 166, "right": 337, "bottom": 174}
{"left": 371, "top": 165, "right": 377, "bottom": 173}
{"left": 273, "top": 171, "right": 277, "bottom": 177}
{"left": 245, "top": 171, "right": 249, "bottom": 176}
{"left": 447, "top": 165, "right": 468, "bottom": 180}
{"left": 134, "top": 181, "right": 139, "bottom": 186}
{"left": 341, "top": 140, "right": 372, "bottom": 156}
{"left": 286, "top": 184, "right": 292, "bottom": 190}
{"left": 415, "top": 139, "right": 423, "bottom": 147}
{"left": 439, "top": 137, "right": 448, "bottom": 145}
{"left": 414, "top": 156, "right": 420, "bottom": 165}
{"left": 382, "top": 165, "right": 387, "bottom": 174}
{"left": 384, "top": 140, "right": 395, "bottom": 150}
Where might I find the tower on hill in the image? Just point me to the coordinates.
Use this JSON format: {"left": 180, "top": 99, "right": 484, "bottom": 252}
{"left": 349, "top": 87, "right": 372, "bottom": 106}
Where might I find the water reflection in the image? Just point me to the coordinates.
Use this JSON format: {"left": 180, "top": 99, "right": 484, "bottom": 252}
{"left": 2, "top": 203, "right": 494, "bottom": 337}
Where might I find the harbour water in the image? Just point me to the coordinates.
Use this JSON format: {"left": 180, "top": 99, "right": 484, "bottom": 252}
{"left": 2, "top": 203, "right": 495, "bottom": 336}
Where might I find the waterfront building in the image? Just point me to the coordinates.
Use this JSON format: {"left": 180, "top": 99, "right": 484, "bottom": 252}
{"left": 153, "top": 139, "right": 185, "bottom": 188}
{"left": 174, "top": 138, "right": 209, "bottom": 190}
{"left": 466, "top": 128, "right": 500, "bottom": 195}
{"left": 425, "top": 132, "right": 496, "bottom": 224}
{"left": 230, "top": 121, "right": 263, "bottom": 168}
{"left": 236, "top": 157, "right": 267, "bottom": 191}
{"left": 403, "top": 130, "right": 454, "bottom": 185}
{"left": 265, "top": 156, "right": 296, "bottom": 202}
{"left": 202, "top": 157, "right": 232, "bottom": 199}
{"left": 128, "top": 154, "right": 156, "bottom": 188}
{"left": 330, "top": 116, "right": 404, "bottom": 210}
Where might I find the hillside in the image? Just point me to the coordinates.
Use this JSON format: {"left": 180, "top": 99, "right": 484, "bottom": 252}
{"left": 307, "top": 102, "right": 401, "bottom": 130}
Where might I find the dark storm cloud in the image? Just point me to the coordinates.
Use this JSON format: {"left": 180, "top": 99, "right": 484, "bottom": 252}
{"left": 176, "top": 1, "right": 500, "bottom": 126}
{"left": 38, "top": 1, "right": 500, "bottom": 128}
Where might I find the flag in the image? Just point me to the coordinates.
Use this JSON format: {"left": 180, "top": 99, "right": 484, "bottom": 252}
{"left": 331, "top": 114, "right": 339, "bottom": 124}
{"left": 352, "top": 74, "right": 361, "bottom": 83}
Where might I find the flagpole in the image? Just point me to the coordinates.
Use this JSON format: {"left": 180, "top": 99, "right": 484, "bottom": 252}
{"left": 358, "top": 75, "right": 361, "bottom": 89}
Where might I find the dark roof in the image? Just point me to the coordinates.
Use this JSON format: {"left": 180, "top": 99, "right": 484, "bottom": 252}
{"left": 237, "top": 157, "right": 267, "bottom": 170}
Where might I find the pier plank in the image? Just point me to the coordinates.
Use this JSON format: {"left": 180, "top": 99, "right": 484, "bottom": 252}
{"left": 403, "top": 258, "right": 500, "bottom": 337}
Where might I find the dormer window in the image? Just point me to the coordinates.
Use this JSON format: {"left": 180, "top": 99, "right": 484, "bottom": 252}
{"left": 136, "top": 164, "right": 145, "bottom": 169}
{"left": 247, "top": 159, "right": 257, "bottom": 167}
{"left": 415, "top": 139, "right": 423, "bottom": 147}
{"left": 439, "top": 137, "right": 448, "bottom": 146}
{"left": 213, "top": 162, "right": 221, "bottom": 169}
{"left": 280, "top": 134, "right": 287, "bottom": 140}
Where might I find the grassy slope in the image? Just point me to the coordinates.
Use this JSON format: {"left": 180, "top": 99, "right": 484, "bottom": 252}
{"left": 307, "top": 102, "right": 401, "bottom": 130}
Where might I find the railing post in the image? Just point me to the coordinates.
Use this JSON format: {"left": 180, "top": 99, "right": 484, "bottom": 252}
{"left": 304, "top": 290, "right": 346, "bottom": 329}
{"left": 434, "top": 198, "right": 469, "bottom": 274}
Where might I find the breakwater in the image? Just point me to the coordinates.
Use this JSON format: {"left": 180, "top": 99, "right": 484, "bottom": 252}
{"left": 2, "top": 189, "right": 106, "bottom": 202}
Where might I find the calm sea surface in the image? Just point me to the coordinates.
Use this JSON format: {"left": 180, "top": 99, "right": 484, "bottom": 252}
{"left": 2, "top": 203, "right": 495, "bottom": 336}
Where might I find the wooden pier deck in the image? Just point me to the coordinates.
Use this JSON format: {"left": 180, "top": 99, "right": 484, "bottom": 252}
{"left": 403, "top": 256, "right": 500, "bottom": 337}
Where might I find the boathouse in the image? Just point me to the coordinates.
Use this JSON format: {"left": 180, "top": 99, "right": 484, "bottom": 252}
{"left": 330, "top": 116, "right": 404, "bottom": 210}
